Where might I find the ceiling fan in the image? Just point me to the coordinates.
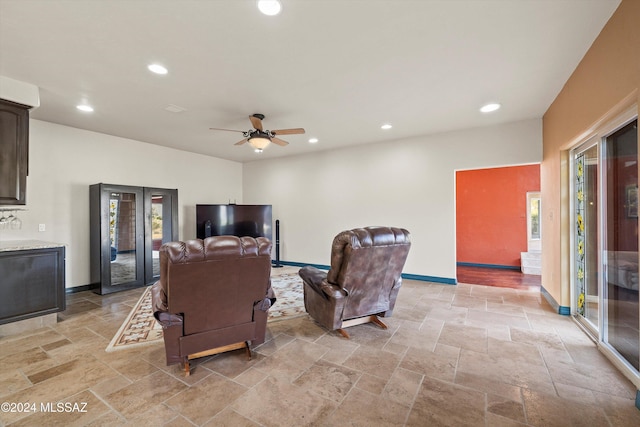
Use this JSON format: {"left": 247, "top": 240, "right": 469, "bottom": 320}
{"left": 210, "top": 113, "right": 305, "bottom": 152}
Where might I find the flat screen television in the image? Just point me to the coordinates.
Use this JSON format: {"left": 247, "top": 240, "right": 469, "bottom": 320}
{"left": 196, "top": 204, "right": 273, "bottom": 242}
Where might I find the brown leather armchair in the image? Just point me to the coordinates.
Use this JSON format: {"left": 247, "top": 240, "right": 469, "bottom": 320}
{"left": 299, "top": 226, "right": 411, "bottom": 338}
{"left": 151, "top": 236, "right": 275, "bottom": 375}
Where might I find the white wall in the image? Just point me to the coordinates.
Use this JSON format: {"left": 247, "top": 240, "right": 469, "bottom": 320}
{"left": 243, "top": 118, "right": 542, "bottom": 281}
{"left": 0, "top": 120, "right": 242, "bottom": 288}
{"left": 0, "top": 118, "right": 541, "bottom": 288}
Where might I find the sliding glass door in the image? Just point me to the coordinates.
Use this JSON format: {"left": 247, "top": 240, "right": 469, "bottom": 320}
{"left": 572, "top": 113, "right": 639, "bottom": 378}
{"left": 603, "top": 119, "right": 639, "bottom": 371}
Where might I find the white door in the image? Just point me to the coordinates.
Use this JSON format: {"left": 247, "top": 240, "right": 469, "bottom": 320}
{"left": 526, "top": 192, "right": 541, "bottom": 252}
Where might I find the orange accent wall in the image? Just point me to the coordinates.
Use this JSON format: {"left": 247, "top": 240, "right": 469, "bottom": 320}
{"left": 456, "top": 165, "right": 540, "bottom": 267}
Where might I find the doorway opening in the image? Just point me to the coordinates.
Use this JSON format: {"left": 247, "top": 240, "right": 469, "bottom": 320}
{"left": 456, "top": 164, "right": 541, "bottom": 289}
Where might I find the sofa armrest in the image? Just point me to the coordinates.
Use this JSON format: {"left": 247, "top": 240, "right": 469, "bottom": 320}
{"left": 151, "top": 281, "right": 184, "bottom": 327}
{"left": 155, "top": 311, "right": 184, "bottom": 327}
{"left": 299, "top": 266, "right": 347, "bottom": 300}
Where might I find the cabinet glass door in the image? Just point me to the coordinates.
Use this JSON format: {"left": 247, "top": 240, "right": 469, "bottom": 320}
{"left": 109, "top": 190, "right": 141, "bottom": 285}
{"left": 103, "top": 187, "right": 144, "bottom": 292}
{"left": 91, "top": 183, "right": 145, "bottom": 294}
{"left": 144, "top": 187, "right": 178, "bottom": 285}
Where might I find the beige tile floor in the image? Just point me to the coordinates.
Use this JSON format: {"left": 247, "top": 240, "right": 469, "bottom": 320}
{"left": 1, "top": 279, "right": 640, "bottom": 426}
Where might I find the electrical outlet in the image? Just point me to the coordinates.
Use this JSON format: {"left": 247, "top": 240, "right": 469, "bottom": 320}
{"left": 38, "top": 224, "right": 46, "bottom": 232}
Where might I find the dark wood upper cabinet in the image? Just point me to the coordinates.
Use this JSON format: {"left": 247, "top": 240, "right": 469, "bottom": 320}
{"left": 0, "top": 99, "right": 29, "bottom": 205}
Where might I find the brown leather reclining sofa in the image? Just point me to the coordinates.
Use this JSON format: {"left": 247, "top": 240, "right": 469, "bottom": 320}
{"left": 151, "top": 236, "right": 275, "bottom": 374}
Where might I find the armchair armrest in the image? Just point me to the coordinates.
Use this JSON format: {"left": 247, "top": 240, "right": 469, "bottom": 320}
{"left": 299, "top": 266, "right": 347, "bottom": 300}
{"left": 254, "top": 283, "right": 277, "bottom": 311}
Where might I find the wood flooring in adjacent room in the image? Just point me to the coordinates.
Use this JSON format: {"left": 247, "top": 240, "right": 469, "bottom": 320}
{"left": 457, "top": 265, "right": 541, "bottom": 291}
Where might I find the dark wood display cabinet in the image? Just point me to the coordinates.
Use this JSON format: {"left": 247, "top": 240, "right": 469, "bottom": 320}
{"left": 0, "top": 99, "right": 30, "bottom": 205}
{"left": 90, "top": 183, "right": 178, "bottom": 295}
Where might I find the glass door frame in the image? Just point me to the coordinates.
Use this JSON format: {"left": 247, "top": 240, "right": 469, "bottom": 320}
{"left": 570, "top": 138, "right": 602, "bottom": 338}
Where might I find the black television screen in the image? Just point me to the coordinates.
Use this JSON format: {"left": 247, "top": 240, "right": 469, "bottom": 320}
{"left": 196, "top": 204, "right": 273, "bottom": 242}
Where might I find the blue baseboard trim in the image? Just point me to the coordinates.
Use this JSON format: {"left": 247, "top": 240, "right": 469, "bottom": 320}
{"left": 277, "top": 260, "right": 330, "bottom": 270}
{"left": 457, "top": 262, "right": 521, "bottom": 271}
{"left": 541, "top": 285, "right": 571, "bottom": 316}
{"left": 278, "top": 261, "right": 456, "bottom": 285}
{"left": 558, "top": 306, "right": 571, "bottom": 316}
{"left": 402, "top": 273, "right": 456, "bottom": 285}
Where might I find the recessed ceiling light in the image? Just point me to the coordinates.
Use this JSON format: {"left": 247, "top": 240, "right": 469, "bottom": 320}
{"left": 480, "top": 103, "right": 501, "bottom": 113}
{"left": 148, "top": 64, "right": 168, "bottom": 75}
{"left": 308, "top": 138, "right": 319, "bottom": 143}
{"left": 76, "top": 104, "right": 94, "bottom": 112}
{"left": 165, "top": 104, "right": 187, "bottom": 113}
{"left": 257, "top": 0, "right": 281, "bottom": 16}
{"left": 381, "top": 124, "right": 392, "bottom": 130}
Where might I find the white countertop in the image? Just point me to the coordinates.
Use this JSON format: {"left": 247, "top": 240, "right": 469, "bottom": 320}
{"left": 0, "top": 240, "right": 65, "bottom": 252}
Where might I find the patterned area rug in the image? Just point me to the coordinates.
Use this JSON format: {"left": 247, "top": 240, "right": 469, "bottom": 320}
{"left": 267, "top": 269, "right": 307, "bottom": 322}
{"left": 105, "top": 266, "right": 308, "bottom": 352}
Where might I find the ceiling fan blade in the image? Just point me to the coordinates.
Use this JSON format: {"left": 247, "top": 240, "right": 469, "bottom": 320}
{"left": 271, "top": 128, "right": 305, "bottom": 135}
{"left": 234, "top": 138, "right": 248, "bottom": 146}
{"left": 249, "top": 115, "right": 263, "bottom": 131}
{"left": 271, "top": 137, "right": 289, "bottom": 146}
{"left": 210, "top": 127, "right": 244, "bottom": 133}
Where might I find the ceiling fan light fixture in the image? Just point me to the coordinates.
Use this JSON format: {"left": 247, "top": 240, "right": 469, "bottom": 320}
{"left": 248, "top": 136, "right": 271, "bottom": 150}
{"left": 308, "top": 138, "right": 319, "bottom": 144}
{"left": 257, "top": 0, "right": 281, "bottom": 16}
{"left": 381, "top": 123, "right": 392, "bottom": 130}
{"left": 211, "top": 113, "right": 302, "bottom": 150}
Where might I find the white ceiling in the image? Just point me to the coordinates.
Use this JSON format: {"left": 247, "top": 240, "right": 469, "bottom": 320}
{"left": 0, "top": 0, "right": 620, "bottom": 163}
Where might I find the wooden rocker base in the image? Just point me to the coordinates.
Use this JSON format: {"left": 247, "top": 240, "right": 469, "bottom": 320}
{"left": 337, "top": 315, "right": 388, "bottom": 339}
{"left": 183, "top": 341, "right": 251, "bottom": 376}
